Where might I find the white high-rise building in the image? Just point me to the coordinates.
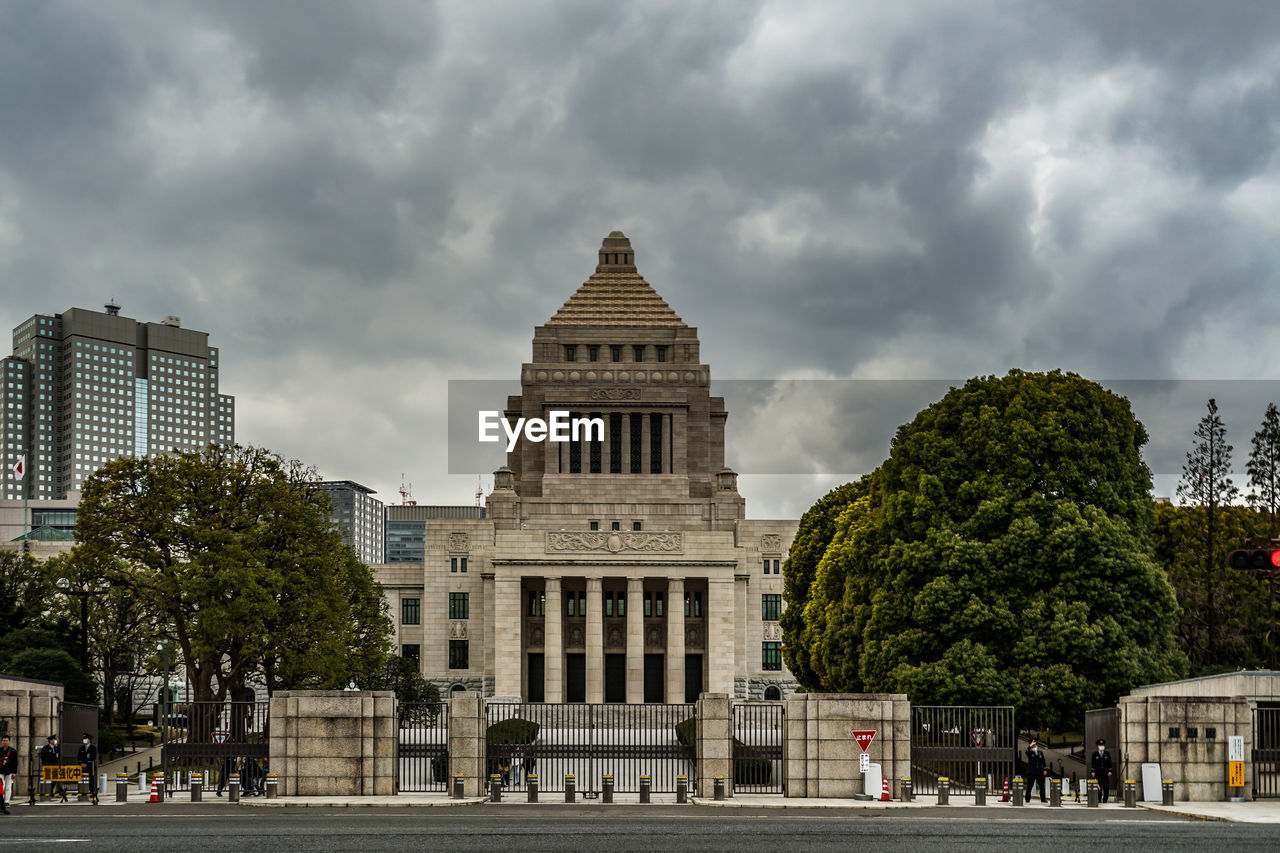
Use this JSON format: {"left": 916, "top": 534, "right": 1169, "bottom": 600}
{"left": 2, "top": 303, "right": 235, "bottom": 501}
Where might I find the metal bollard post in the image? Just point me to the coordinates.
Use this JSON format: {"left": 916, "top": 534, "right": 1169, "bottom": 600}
{"left": 229, "top": 772, "right": 240, "bottom": 804}
{"left": 1050, "top": 777, "right": 1062, "bottom": 807}
{"left": 713, "top": 776, "right": 726, "bottom": 801}
{"left": 602, "top": 775, "right": 613, "bottom": 804}
{"left": 527, "top": 774, "right": 538, "bottom": 803}
{"left": 639, "top": 776, "right": 651, "bottom": 804}
{"left": 1162, "top": 779, "right": 1174, "bottom": 806}
{"left": 937, "top": 777, "right": 949, "bottom": 806}
{"left": 676, "top": 775, "right": 688, "bottom": 804}
{"left": 452, "top": 774, "right": 464, "bottom": 799}
{"left": 974, "top": 777, "right": 986, "bottom": 806}
{"left": 490, "top": 774, "right": 502, "bottom": 803}
{"left": 900, "top": 778, "right": 913, "bottom": 802}
{"left": 564, "top": 774, "right": 576, "bottom": 803}
{"left": 1087, "top": 779, "right": 1098, "bottom": 808}
{"left": 116, "top": 773, "right": 129, "bottom": 803}
{"left": 1124, "top": 780, "right": 1136, "bottom": 808}
{"left": 1012, "top": 777, "right": 1024, "bottom": 807}
{"left": 265, "top": 773, "right": 277, "bottom": 799}
{"left": 191, "top": 770, "right": 203, "bottom": 802}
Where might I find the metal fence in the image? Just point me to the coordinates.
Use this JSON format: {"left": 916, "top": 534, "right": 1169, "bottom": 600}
{"left": 1084, "top": 706, "right": 1119, "bottom": 795}
{"left": 399, "top": 702, "right": 449, "bottom": 792}
{"left": 910, "top": 705, "right": 1015, "bottom": 794}
{"left": 1256, "top": 705, "right": 1280, "bottom": 799}
{"left": 732, "top": 703, "right": 783, "bottom": 793}
{"left": 485, "top": 703, "right": 696, "bottom": 794}
{"left": 161, "top": 700, "right": 270, "bottom": 793}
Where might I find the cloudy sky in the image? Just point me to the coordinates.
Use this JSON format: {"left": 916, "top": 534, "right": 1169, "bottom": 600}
{"left": 3, "top": 0, "right": 1280, "bottom": 518}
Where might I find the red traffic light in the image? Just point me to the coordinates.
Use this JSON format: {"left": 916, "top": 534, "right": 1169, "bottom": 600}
{"left": 1228, "top": 549, "right": 1280, "bottom": 571}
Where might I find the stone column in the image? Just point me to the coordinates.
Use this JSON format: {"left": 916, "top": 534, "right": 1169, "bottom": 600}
{"left": 493, "top": 576, "right": 523, "bottom": 699}
{"left": 448, "top": 691, "right": 487, "bottom": 797}
{"left": 586, "top": 577, "right": 604, "bottom": 703}
{"left": 482, "top": 572, "right": 496, "bottom": 686}
{"left": 660, "top": 412, "right": 672, "bottom": 474}
{"left": 626, "top": 577, "right": 644, "bottom": 703}
{"left": 734, "top": 573, "right": 749, "bottom": 698}
{"left": 666, "top": 578, "right": 686, "bottom": 704}
{"left": 706, "top": 578, "right": 735, "bottom": 695}
{"left": 544, "top": 577, "right": 564, "bottom": 703}
{"left": 695, "top": 693, "right": 733, "bottom": 798}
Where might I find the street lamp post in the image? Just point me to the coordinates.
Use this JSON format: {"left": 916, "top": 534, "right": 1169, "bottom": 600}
{"left": 159, "top": 639, "right": 170, "bottom": 795}
{"left": 54, "top": 579, "right": 93, "bottom": 672}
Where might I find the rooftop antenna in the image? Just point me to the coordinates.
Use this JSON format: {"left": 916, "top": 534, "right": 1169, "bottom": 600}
{"left": 475, "top": 476, "right": 484, "bottom": 507}
{"left": 104, "top": 297, "right": 121, "bottom": 316}
{"left": 399, "top": 473, "right": 415, "bottom": 506}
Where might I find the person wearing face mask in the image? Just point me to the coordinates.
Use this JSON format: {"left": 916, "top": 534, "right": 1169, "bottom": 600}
{"left": 1025, "top": 739, "right": 1048, "bottom": 803}
{"left": 1090, "top": 738, "right": 1114, "bottom": 803}
{"left": 77, "top": 734, "right": 98, "bottom": 805}
{"left": 0, "top": 735, "right": 18, "bottom": 814}
{"left": 38, "top": 736, "right": 67, "bottom": 802}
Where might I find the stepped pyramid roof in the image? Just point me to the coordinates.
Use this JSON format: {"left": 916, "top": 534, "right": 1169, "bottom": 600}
{"left": 546, "top": 232, "right": 686, "bottom": 328}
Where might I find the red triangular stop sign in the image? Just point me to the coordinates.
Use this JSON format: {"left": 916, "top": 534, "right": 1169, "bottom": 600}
{"left": 970, "top": 729, "right": 986, "bottom": 747}
{"left": 851, "top": 729, "right": 876, "bottom": 752}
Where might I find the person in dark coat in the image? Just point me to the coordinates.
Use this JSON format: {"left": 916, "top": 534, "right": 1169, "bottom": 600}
{"left": 1089, "top": 738, "right": 1114, "bottom": 803}
{"left": 0, "top": 735, "right": 18, "bottom": 814}
{"left": 1025, "top": 739, "right": 1049, "bottom": 803}
{"left": 38, "top": 736, "right": 67, "bottom": 802}
{"left": 77, "top": 734, "right": 99, "bottom": 805}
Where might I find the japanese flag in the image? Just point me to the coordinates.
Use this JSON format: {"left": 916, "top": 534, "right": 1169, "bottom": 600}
{"left": 11, "top": 455, "right": 24, "bottom": 480}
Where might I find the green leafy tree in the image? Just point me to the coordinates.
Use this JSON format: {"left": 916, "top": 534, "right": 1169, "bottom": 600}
{"left": 780, "top": 478, "right": 872, "bottom": 686}
{"left": 75, "top": 443, "right": 393, "bottom": 709}
{"left": 7, "top": 647, "right": 99, "bottom": 704}
{"left": 1176, "top": 399, "right": 1239, "bottom": 665}
{"left": 793, "top": 371, "right": 1184, "bottom": 730}
{"left": 359, "top": 655, "right": 442, "bottom": 724}
{"left": 1247, "top": 403, "right": 1280, "bottom": 538}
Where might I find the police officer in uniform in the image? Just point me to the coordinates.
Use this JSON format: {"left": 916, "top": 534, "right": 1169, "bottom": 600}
{"left": 1089, "top": 737, "right": 1113, "bottom": 803}
{"left": 38, "top": 735, "right": 66, "bottom": 802}
{"left": 77, "top": 734, "right": 98, "bottom": 805}
{"left": 1025, "top": 739, "right": 1049, "bottom": 803}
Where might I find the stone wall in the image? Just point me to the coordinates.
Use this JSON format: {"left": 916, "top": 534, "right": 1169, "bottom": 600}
{"left": 695, "top": 693, "right": 733, "bottom": 796}
{"left": 447, "top": 692, "right": 487, "bottom": 797}
{"left": 1119, "top": 695, "right": 1253, "bottom": 801}
{"left": 0, "top": 675, "right": 62, "bottom": 796}
{"left": 269, "top": 691, "right": 397, "bottom": 796}
{"left": 784, "top": 693, "right": 910, "bottom": 799}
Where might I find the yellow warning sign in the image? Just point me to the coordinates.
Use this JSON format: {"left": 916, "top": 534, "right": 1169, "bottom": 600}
{"left": 1229, "top": 761, "right": 1244, "bottom": 788}
{"left": 41, "top": 765, "right": 82, "bottom": 783}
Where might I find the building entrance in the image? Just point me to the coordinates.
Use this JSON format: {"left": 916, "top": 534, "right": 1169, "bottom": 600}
{"left": 566, "top": 653, "right": 586, "bottom": 703}
{"left": 527, "top": 653, "right": 545, "bottom": 703}
{"left": 684, "top": 654, "right": 703, "bottom": 704}
{"left": 643, "top": 654, "right": 665, "bottom": 703}
{"left": 604, "top": 654, "right": 626, "bottom": 703}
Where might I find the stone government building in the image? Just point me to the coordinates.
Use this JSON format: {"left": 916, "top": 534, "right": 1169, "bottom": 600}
{"left": 375, "top": 232, "right": 798, "bottom": 702}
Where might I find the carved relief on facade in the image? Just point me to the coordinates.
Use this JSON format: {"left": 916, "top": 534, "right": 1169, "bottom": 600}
{"left": 760, "top": 534, "right": 781, "bottom": 554}
{"left": 567, "top": 625, "right": 585, "bottom": 647}
{"left": 605, "top": 626, "right": 625, "bottom": 650}
{"left": 546, "top": 531, "right": 682, "bottom": 554}
{"left": 449, "top": 621, "right": 468, "bottom": 639}
{"left": 645, "top": 626, "right": 662, "bottom": 650}
{"left": 685, "top": 624, "right": 703, "bottom": 650}
{"left": 762, "top": 623, "right": 782, "bottom": 641}
{"left": 528, "top": 625, "right": 544, "bottom": 648}
{"left": 447, "top": 533, "right": 469, "bottom": 553}
{"left": 589, "top": 387, "right": 642, "bottom": 401}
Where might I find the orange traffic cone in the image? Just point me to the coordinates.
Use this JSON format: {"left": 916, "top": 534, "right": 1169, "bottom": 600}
{"left": 880, "top": 777, "right": 891, "bottom": 802}
{"left": 147, "top": 775, "right": 159, "bottom": 803}
{"left": 1000, "top": 777, "right": 1010, "bottom": 802}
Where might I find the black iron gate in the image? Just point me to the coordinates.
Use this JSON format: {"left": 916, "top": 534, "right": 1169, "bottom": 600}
{"left": 1085, "top": 706, "right": 1120, "bottom": 797}
{"left": 733, "top": 703, "right": 783, "bottom": 793}
{"left": 398, "top": 702, "right": 448, "bottom": 792}
{"left": 910, "top": 705, "right": 1015, "bottom": 794}
{"left": 1255, "top": 705, "right": 1280, "bottom": 799}
{"left": 485, "top": 703, "right": 695, "bottom": 793}
{"left": 162, "top": 700, "right": 269, "bottom": 793}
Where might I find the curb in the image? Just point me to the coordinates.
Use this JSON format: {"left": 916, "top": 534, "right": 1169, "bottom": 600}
{"left": 239, "top": 797, "right": 488, "bottom": 808}
{"left": 1136, "top": 803, "right": 1226, "bottom": 823}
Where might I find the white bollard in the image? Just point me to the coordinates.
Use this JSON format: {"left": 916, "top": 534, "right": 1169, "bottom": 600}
{"left": 100, "top": 773, "right": 108, "bottom": 795}
{"left": 138, "top": 773, "right": 149, "bottom": 793}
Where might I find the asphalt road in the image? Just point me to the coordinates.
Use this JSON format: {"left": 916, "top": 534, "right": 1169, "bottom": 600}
{"left": 4, "top": 805, "right": 1279, "bottom": 852}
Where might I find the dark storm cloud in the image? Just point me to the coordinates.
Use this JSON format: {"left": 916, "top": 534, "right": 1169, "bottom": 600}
{"left": 2, "top": 0, "right": 1279, "bottom": 518}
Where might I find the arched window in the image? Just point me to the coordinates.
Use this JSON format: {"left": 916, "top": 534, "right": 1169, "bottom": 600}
{"left": 450, "top": 684, "right": 466, "bottom": 696}
{"left": 764, "top": 685, "right": 782, "bottom": 701}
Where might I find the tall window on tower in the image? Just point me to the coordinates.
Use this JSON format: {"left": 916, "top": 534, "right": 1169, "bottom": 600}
{"left": 629, "top": 413, "right": 642, "bottom": 473}
{"left": 609, "top": 413, "right": 622, "bottom": 473}
{"left": 569, "top": 410, "right": 582, "bottom": 473}
{"left": 589, "top": 411, "right": 602, "bottom": 473}
{"left": 650, "top": 413, "right": 663, "bottom": 474}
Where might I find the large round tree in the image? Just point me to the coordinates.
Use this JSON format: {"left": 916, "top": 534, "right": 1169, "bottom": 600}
{"left": 796, "top": 370, "right": 1184, "bottom": 729}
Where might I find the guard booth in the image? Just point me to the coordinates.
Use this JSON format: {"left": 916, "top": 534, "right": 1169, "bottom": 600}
{"left": 34, "top": 701, "right": 98, "bottom": 801}
{"left": 161, "top": 697, "right": 269, "bottom": 795}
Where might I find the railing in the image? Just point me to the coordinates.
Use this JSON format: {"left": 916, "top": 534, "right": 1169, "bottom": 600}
{"left": 910, "top": 705, "right": 1015, "bottom": 794}
{"left": 1256, "top": 706, "right": 1280, "bottom": 799}
{"left": 733, "top": 703, "right": 783, "bottom": 793}
{"left": 399, "top": 702, "right": 448, "bottom": 792}
{"left": 485, "top": 702, "right": 695, "bottom": 793}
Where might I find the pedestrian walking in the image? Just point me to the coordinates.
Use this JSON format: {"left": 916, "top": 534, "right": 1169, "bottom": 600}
{"left": 215, "top": 755, "right": 235, "bottom": 797}
{"left": 1089, "top": 738, "right": 1113, "bottom": 803}
{"left": 511, "top": 747, "right": 523, "bottom": 786}
{"left": 77, "top": 733, "right": 98, "bottom": 805}
{"left": 0, "top": 735, "right": 18, "bottom": 814}
{"left": 1025, "top": 739, "right": 1048, "bottom": 803}
{"left": 38, "top": 736, "right": 66, "bottom": 802}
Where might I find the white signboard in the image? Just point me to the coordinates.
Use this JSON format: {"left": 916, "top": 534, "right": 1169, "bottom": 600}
{"left": 865, "top": 762, "right": 883, "bottom": 798}
{"left": 1141, "top": 763, "right": 1162, "bottom": 802}
{"left": 859, "top": 752, "right": 871, "bottom": 773}
{"left": 1228, "top": 735, "right": 1244, "bottom": 762}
